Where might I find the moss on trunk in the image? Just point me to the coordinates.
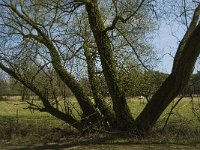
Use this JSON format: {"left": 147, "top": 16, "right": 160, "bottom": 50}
{"left": 83, "top": 41, "right": 117, "bottom": 128}
{"left": 85, "top": 2, "right": 134, "bottom": 130}
{"left": 43, "top": 40, "right": 101, "bottom": 126}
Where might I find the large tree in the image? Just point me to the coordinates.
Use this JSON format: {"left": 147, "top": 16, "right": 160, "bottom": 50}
{"left": 0, "top": 0, "right": 200, "bottom": 135}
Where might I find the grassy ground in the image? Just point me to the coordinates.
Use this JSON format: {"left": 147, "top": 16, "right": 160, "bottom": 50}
{"left": 0, "top": 97, "right": 200, "bottom": 147}
{"left": 128, "top": 97, "right": 200, "bottom": 125}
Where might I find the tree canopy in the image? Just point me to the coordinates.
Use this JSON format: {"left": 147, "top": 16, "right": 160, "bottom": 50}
{"left": 0, "top": 0, "right": 200, "bottom": 135}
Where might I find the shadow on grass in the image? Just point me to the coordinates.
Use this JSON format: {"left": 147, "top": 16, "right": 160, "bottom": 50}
{"left": 3, "top": 136, "right": 112, "bottom": 150}
{"left": 3, "top": 135, "right": 200, "bottom": 150}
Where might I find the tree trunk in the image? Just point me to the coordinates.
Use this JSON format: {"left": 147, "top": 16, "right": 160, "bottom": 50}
{"left": 9, "top": 4, "right": 101, "bottom": 126}
{"left": 133, "top": 23, "right": 200, "bottom": 135}
{"left": 83, "top": 41, "right": 117, "bottom": 128}
{"left": 43, "top": 40, "right": 101, "bottom": 125}
{"left": 85, "top": 1, "right": 134, "bottom": 130}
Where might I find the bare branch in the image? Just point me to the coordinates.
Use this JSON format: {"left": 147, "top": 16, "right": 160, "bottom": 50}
{"left": 116, "top": 27, "right": 150, "bottom": 71}
{"left": 9, "top": 2, "right": 47, "bottom": 38}
{"left": 161, "top": 97, "right": 183, "bottom": 133}
{"left": 24, "top": 101, "right": 46, "bottom": 112}
{"left": 172, "top": 3, "right": 200, "bottom": 73}
{"left": 104, "top": 0, "right": 146, "bottom": 32}
{"left": 74, "top": 0, "right": 91, "bottom": 4}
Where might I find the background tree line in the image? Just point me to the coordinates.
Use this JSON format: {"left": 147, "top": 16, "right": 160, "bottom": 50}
{"left": 0, "top": 70, "right": 168, "bottom": 99}
{"left": 4, "top": 70, "right": 200, "bottom": 99}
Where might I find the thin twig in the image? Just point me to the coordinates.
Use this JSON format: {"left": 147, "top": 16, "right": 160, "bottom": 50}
{"left": 161, "top": 96, "right": 183, "bottom": 133}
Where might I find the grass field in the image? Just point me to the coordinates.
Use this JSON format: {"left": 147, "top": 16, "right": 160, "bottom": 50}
{"left": 0, "top": 97, "right": 200, "bottom": 145}
{"left": 0, "top": 97, "right": 82, "bottom": 123}
{"left": 0, "top": 97, "right": 200, "bottom": 127}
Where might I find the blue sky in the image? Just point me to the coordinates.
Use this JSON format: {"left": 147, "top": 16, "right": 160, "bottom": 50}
{"left": 153, "top": 22, "right": 184, "bottom": 73}
{"left": 153, "top": 0, "right": 200, "bottom": 74}
{"left": 154, "top": 21, "right": 200, "bottom": 74}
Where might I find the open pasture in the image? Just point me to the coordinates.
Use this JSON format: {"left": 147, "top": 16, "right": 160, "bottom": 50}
{"left": 0, "top": 97, "right": 200, "bottom": 146}
{"left": 0, "top": 96, "right": 200, "bottom": 128}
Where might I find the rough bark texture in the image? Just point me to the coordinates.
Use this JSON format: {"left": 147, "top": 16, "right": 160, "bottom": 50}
{"left": 85, "top": 1, "right": 134, "bottom": 130}
{"left": 2, "top": 0, "right": 200, "bottom": 134}
{"left": 133, "top": 23, "right": 200, "bottom": 135}
{"left": 83, "top": 41, "right": 117, "bottom": 128}
{"left": 42, "top": 40, "right": 101, "bottom": 125}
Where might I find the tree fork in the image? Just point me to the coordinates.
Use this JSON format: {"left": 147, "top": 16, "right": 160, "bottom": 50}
{"left": 7, "top": 2, "right": 102, "bottom": 127}
{"left": 85, "top": 1, "right": 134, "bottom": 130}
{"left": 43, "top": 40, "right": 102, "bottom": 126}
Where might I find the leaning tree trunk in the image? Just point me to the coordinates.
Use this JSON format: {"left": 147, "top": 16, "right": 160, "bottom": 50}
{"left": 0, "top": 62, "right": 84, "bottom": 131}
{"left": 85, "top": 1, "right": 134, "bottom": 130}
{"left": 9, "top": 3, "right": 101, "bottom": 127}
{"left": 43, "top": 39, "right": 101, "bottom": 125}
{"left": 133, "top": 21, "right": 200, "bottom": 135}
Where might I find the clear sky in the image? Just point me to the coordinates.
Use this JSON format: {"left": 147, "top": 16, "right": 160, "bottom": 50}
{"left": 154, "top": 20, "right": 200, "bottom": 74}
{"left": 153, "top": 22, "right": 184, "bottom": 73}
{"left": 153, "top": 0, "right": 200, "bottom": 74}
{"left": 154, "top": 23, "right": 200, "bottom": 74}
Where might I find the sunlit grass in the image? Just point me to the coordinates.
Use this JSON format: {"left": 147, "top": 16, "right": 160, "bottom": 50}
{"left": 0, "top": 96, "right": 200, "bottom": 128}
{"left": 127, "top": 97, "right": 200, "bottom": 130}
{"left": 0, "top": 97, "right": 200, "bottom": 145}
{"left": 0, "top": 100, "right": 64, "bottom": 126}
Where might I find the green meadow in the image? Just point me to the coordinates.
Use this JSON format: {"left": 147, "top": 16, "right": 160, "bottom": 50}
{"left": 0, "top": 97, "right": 200, "bottom": 128}
{"left": 0, "top": 97, "right": 200, "bottom": 146}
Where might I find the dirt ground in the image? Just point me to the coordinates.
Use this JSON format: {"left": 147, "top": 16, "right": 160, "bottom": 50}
{"left": 1, "top": 143, "right": 200, "bottom": 150}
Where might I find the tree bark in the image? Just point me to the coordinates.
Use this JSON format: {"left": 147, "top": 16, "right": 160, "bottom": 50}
{"left": 43, "top": 40, "right": 101, "bottom": 125}
{"left": 83, "top": 41, "right": 117, "bottom": 128}
{"left": 8, "top": 3, "right": 101, "bottom": 126}
{"left": 85, "top": 1, "right": 134, "bottom": 130}
{"left": 133, "top": 22, "right": 200, "bottom": 135}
